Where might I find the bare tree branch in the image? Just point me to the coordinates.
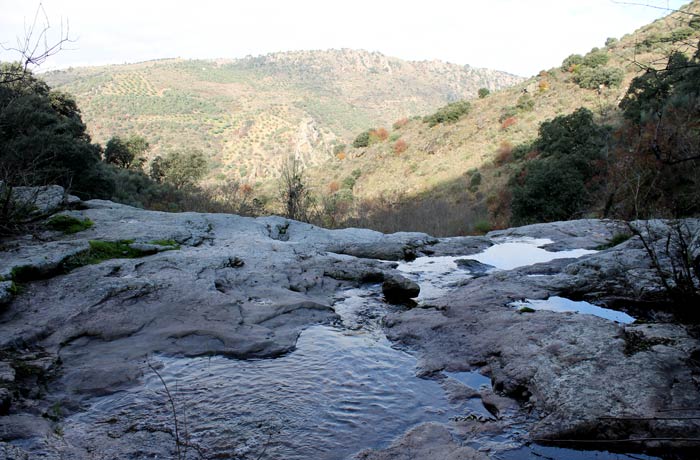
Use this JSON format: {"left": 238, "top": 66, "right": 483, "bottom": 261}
{"left": 1, "top": 2, "right": 75, "bottom": 84}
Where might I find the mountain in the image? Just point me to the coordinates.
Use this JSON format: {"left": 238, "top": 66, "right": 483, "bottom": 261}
{"left": 306, "top": 1, "right": 700, "bottom": 235}
{"left": 43, "top": 49, "right": 522, "bottom": 181}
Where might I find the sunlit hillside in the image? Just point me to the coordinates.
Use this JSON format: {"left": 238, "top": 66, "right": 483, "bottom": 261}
{"left": 43, "top": 50, "right": 522, "bottom": 183}
{"left": 306, "top": 1, "right": 700, "bottom": 235}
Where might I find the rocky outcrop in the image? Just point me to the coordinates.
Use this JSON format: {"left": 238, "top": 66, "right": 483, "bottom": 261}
{"left": 1, "top": 193, "right": 698, "bottom": 459}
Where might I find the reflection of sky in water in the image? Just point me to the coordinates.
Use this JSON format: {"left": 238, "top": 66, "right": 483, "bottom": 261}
{"left": 511, "top": 296, "right": 635, "bottom": 324}
{"left": 446, "top": 370, "right": 491, "bottom": 390}
{"left": 398, "top": 237, "right": 597, "bottom": 301}
{"left": 469, "top": 238, "right": 597, "bottom": 270}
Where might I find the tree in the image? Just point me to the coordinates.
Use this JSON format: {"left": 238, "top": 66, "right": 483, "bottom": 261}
{"left": 0, "top": 3, "right": 73, "bottom": 84}
{"left": 148, "top": 148, "right": 208, "bottom": 189}
{"left": 0, "top": 63, "right": 109, "bottom": 197}
{"left": 511, "top": 108, "right": 609, "bottom": 224}
{"left": 104, "top": 135, "right": 149, "bottom": 169}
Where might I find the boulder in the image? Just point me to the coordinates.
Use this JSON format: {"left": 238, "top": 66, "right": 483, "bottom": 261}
{"left": 455, "top": 258, "right": 495, "bottom": 276}
{"left": 382, "top": 274, "right": 420, "bottom": 304}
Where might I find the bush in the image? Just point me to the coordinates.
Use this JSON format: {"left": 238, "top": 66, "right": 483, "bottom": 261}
{"left": 583, "top": 48, "right": 609, "bottom": 68}
{"left": 478, "top": 88, "right": 490, "bottom": 98}
{"left": 353, "top": 130, "right": 371, "bottom": 148}
{"left": 561, "top": 54, "right": 583, "bottom": 72}
{"left": 423, "top": 100, "right": 471, "bottom": 127}
{"left": 574, "top": 66, "right": 624, "bottom": 89}
{"left": 369, "top": 127, "right": 389, "bottom": 143}
{"left": 472, "top": 219, "right": 492, "bottom": 234}
{"left": 510, "top": 108, "right": 609, "bottom": 224}
{"left": 501, "top": 116, "right": 517, "bottom": 130}
{"left": 393, "top": 139, "right": 408, "bottom": 154}
{"left": 392, "top": 118, "right": 408, "bottom": 129}
{"left": 516, "top": 94, "right": 535, "bottom": 112}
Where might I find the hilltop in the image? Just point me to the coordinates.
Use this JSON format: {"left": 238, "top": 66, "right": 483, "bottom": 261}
{"left": 43, "top": 50, "right": 522, "bottom": 182}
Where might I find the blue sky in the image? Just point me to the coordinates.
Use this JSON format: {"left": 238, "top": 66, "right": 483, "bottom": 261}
{"left": 0, "top": 0, "right": 689, "bottom": 76}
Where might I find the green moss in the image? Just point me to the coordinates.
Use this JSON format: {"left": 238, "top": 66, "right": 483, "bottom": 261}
{"left": 46, "top": 215, "right": 94, "bottom": 234}
{"left": 148, "top": 239, "right": 180, "bottom": 249}
{"left": 63, "top": 240, "right": 153, "bottom": 270}
{"left": 8, "top": 281, "right": 23, "bottom": 295}
{"left": 10, "top": 265, "right": 42, "bottom": 282}
{"left": 518, "top": 306, "right": 536, "bottom": 313}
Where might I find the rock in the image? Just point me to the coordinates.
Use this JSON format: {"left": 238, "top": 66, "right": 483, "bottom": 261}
{"left": 0, "top": 414, "right": 51, "bottom": 441}
{"left": 10, "top": 185, "right": 66, "bottom": 215}
{"left": 0, "top": 282, "right": 13, "bottom": 305}
{"left": 0, "top": 362, "right": 14, "bottom": 383}
{"left": 382, "top": 274, "right": 420, "bottom": 304}
{"left": 355, "top": 423, "right": 487, "bottom": 460}
{"left": 0, "top": 240, "right": 90, "bottom": 281}
{"left": 454, "top": 258, "right": 494, "bottom": 276}
{"left": 487, "top": 219, "right": 625, "bottom": 251}
{"left": 0, "top": 443, "right": 29, "bottom": 460}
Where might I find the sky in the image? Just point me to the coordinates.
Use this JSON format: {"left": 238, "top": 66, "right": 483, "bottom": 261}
{"left": 0, "top": 0, "right": 689, "bottom": 77}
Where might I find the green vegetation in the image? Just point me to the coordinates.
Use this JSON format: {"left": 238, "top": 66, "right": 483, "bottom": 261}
{"left": 511, "top": 108, "right": 609, "bottom": 224}
{"left": 596, "top": 232, "right": 633, "bottom": 250}
{"left": 104, "top": 135, "right": 149, "bottom": 169}
{"left": 0, "top": 63, "right": 109, "bottom": 199}
{"left": 64, "top": 239, "right": 179, "bottom": 270}
{"left": 478, "top": 88, "right": 490, "bottom": 98}
{"left": 46, "top": 215, "right": 94, "bottom": 234}
{"left": 423, "top": 100, "right": 471, "bottom": 127}
{"left": 148, "top": 239, "right": 180, "bottom": 248}
{"left": 150, "top": 148, "right": 208, "bottom": 189}
{"left": 518, "top": 306, "right": 536, "bottom": 314}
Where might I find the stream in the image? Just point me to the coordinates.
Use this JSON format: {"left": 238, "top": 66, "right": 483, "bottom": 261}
{"left": 62, "top": 238, "right": 657, "bottom": 459}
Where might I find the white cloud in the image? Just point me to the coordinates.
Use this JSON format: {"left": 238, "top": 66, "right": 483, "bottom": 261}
{"left": 0, "top": 0, "right": 688, "bottom": 76}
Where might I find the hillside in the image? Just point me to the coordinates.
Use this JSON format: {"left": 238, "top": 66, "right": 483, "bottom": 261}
{"left": 43, "top": 50, "right": 522, "bottom": 182}
{"left": 307, "top": 1, "right": 700, "bottom": 235}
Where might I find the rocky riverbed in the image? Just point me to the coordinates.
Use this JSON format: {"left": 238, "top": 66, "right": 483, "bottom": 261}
{"left": 0, "top": 187, "right": 699, "bottom": 459}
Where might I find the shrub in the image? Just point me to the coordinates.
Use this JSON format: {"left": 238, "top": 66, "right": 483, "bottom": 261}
{"left": 353, "top": 130, "right": 371, "bottom": 148}
{"left": 478, "top": 88, "right": 490, "bottom": 99}
{"left": 583, "top": 48, "right": 609, "bottom": 68}
{"left": 561, "top": 54, "right": 584, "bottom": 72}
{"left": 574, "top": 66, "right": 624, "bottom": 89}
{"left": 472, "top": 219, "right": 492, "bottom": 234}
{"left": 392, "top": 118, "right": 408, "bottom": 129}
{"left": 499, "top": 106, "right": 518, "bottom": 123}
{"left": 469, "top": 171, "right": 482, "bottom": 191}
{"left": 510, "top": 108, "right": 609, "bottom": 224}
{"left": 333, "top": 144, "right": 346, "bottom": 155}
{"left": 369, "top": 127, "right": 389, "bottom": 143}
{"left": 516, "top": 94, "right": 535, "bottom": 112}
{"left": 538, "top": 80, "right": 550, "bottom": 93}
{"left": 393, "top": 139, "right": 408, "bottom": 154}
{"left": 423, "top": 100, "right": 471, "bottom": 127}
{"left": 501, "top": 116, "right": 517, "bottom": 130}
{"left": 605, "top": 37, "right": 619, "bottom": 47}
